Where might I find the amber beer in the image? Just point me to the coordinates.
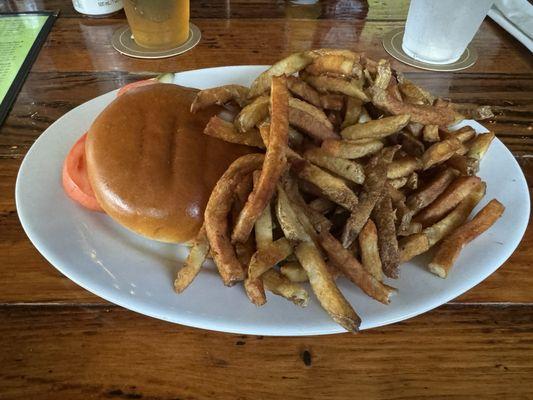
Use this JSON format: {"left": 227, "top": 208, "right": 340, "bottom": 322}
{"left": 123, "top": 0, "right": 190, "bottom": 49}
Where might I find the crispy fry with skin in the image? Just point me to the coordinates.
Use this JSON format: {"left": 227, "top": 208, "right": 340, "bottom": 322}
{"left": 429, "top": 199, "right": 504, "bottom": 278}
{"left": 249, "top": 52, "right": 313, "bottom": 97}
{"left": 262, "top": 269, "right": 309, "bottom": 306}
{"left": 248, "top": 238, "right": 293, "bottom": 280}
{"left": 321, "top": 139, "right": 384, "bottom": 159}
{"left": 280, "top": 261, "right": 309, "bottom": 283}
{"left": 289, "top": 97, "right": 333, "bottom": 129}
{"left": 423, "top": 183, "right": 486, "bottom": 247}
{"left": 291, "top": 160, "right": 358, "bottom": 211}
{"left": 191, "top": 85, "right": 249, "bottom": 112}
{"left": 446, "top": 154, "right": 479, "bottom": 176}
{"left": 399, "top": 233, "right": 430, "bottom": 263}
{"left": 440, "top": 126, "right": 476, "bottom": 143}
{"left": 234, "top": 95, "right": 270, "bottom": 132}
{"left": 414, "top": 176, "right": 483, "bottom": 227}
{"left": 397, "top": 76, "right": 435, "bottom": 105}
{"left": 370, "top": 86, "right": 456, "bottom": 125}
{"left": 205, "top": 116, "right": 265, "bottom": 148}
{"left": 358, "top": 220, "right": 383, "bottom": 281}
{"left": 406, "top": 122, "right": 424, "bottom": 138}
{"left": 373, "top": 59, "right": 391, "bottom": 90}
{"left": 295, "top": 241, "right": 361, "bottom": 332}
{"left": 400, "top": 132, "right": 425, "bottom": 157}
{"left": 341, "top": 114, "right": 410, "bottom": 140}
{"left": 388, "top": 177, "right": 407, "bottom": 189}
{"left": 422, "top": 138, "right": 463, "bottom": 170}
{"left": 320, "top": 94, "right": 345, "bottom": 111}
{"left": 407, "top": 168, "right": 457, "bottom": 212}
{"left": 341, "top": 146, "right": 398, "bottom": 247}
{"left": 276, "top": 185, "right": 313, "bottom": 242}
{"left": 372, "top": 194, "right": 400, "bottom": 278}
{"left": 308, "top": 197, "right": 336, "bottom": 214}
{"left": 205, "top": 153, "right": 264, "bottom": 286}
{"left": 319, "top": 231, "right": 395, "bottom": 303}
{"left": 387, "top": 156, "right": 421, "bottom": 179}
{"left": 302, "top": 73, "right": 369, "bottom": 102}
{"left": 304, "top": 147, "right": 365, "bottom": 184}
{"left": 306, "top": 54, "right": 355, "bottom": 76}
{"left": 406, "top": 172, "right": 419, "bottom": 190}
{"left": 342, "top": 97, "right": 363, "bottom": 128}
{"left": 467, "top": 131, "right": 495, "bottom": 161}
{"left": 233, "top": 76, "right": 290, "bottom": 243}
{"left": 286, "top": 76, "right": 322, "bottom": 107}
{"left": 423, "top": 125, "right": 440, "bottom": 143}
{"left": 288, "top": 98, "right": 339, "bottom": 142}
{"left": 174, "top": 226, "right": 209, "bottom": 293}
{"left": 452, "top": 103, "right": 494, "bottom": 120}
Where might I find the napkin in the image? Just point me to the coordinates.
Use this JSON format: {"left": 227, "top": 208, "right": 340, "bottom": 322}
{"left": 488, "top": 0, "right": 533, "bottom": 52}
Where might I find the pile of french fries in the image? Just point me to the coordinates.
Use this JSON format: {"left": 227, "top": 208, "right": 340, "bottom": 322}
{"left": 175, "top": 49, "right": 504, "bottom": 332}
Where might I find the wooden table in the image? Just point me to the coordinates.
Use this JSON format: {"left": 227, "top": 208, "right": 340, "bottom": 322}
{"left": 1, "top": 1, "right": 532, "bottom": 398}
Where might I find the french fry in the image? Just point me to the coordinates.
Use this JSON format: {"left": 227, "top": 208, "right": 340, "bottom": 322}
{"left": 262, "top": 269, "right": 309, "bottom": 306}
{"left": 205, "top": 153, "right": 264, "bottom": 286}
{"left": 406, "top": 172, "right": 419, "bottom": 190}
{"left": 372, "top": 195, "right": 400, "bottom": 278}
{"left": 341, "top": 147, "right": 397, "bottom": 247}
{"left": 341, "top": 114, "right": 410, "bottom": 140}
{"left": 289, "top": 98, "right": 339, "bottom": 142}
{"left": 399, "top": 233, "right": 430, "bottom": 263}
{"left": 372, "top": 59, "right": 391, "bottom": 90}
{"left": 341, "top": 97, "right": 363, "bottom": 128}
{"left": 286, "top": 75, "right": 321, "bottom": 107}
{"left": 174, "top": 226, "right": 210, "bottom": 293}
{"left": 234, "top": 95, "right": 270, "bottom": 132}
{"left": 387, "top": 156, "right": 421, "bottom": 179}
{"left": 422, "top": 138, "right": 463, "bottom": 170}
{"left": 414, "top": 176, "right": 483, "bottom": 227}
{"left": 398, "top": 222, "right": 422, "bottom": 237}
{"left": 291, "top": 160, "right": 358, "bottom": 211}
{"left": 440, "top": 126, "right": 476, "bottom": 143}
{"left": 233, "top": 76, "right": 290, "bottom": 243}
{"left": 302, "top": 73, "right": 369, "bottom": 102}
{"left": 396, "top": 75, "right": 435, "bottom": 105}
{"left": 386, "top": 182, "right": 406, "bottom": 203}
{"left": 429, "top": 199, "right": 504, "bottom": 278}
{"left": 190, "top": 85, "right": 250, "bottom": 112}
{"left": 308, "top": 197, "right": 336, "bottom": 214}
{"left": 423, "top": 183, "right": 486, "bottom": 247}
{"left": 280, "top": 261, "right": 309, "bottom": 283}
{"left": 371, "top": 86, "right": 456, "bottom": 125}
{"left": 295, "top": 241, "right": 361, "bottom": 332}
{"left": 446, "top": 154, "right": 479, "bottom": 176}
{"left": 388, "top": 177, "right": 408, "bottom": 189}
{"left": 204, "top": 116, "right": 265, "bottom": 148}
{"left": 467, "top": 131, "right": 495, "bottom": 161}
{"left": 306, "top": 54, "right": 356, "bottom": 77}
{"left": 260, "top": 122, "right": 305, "bottom": 149}
{"left": 276, "top": 185, "right": 313, "bottom": 242}
{"left": 304, "top": 147, "right": 365, "bottom": 184}
{"left": 423, "top": 124, "right": 440, "bottom": 143}
{"left": 400, "top": 132, "right": 425, "bottom": 157}
{"left": 319, "top": 231, "right": 396, "bottom": 303}
{"left": 407, "top": 168, "right": 457, "bottom": 212}
{"left": 320, "top": 94, "right": 345, "bottom": 111}
{"left": 247, "top": 238, "right": 293, "bottom": 280}
{"left": 358, "top": 106, "right": 372, "bottom": 123}
{"left": 321, "top": 139, "right": 384, "bottom": 159}
{"left": 406, "top": 122, "right": 424, "bottom": 138}
{"left": 249, "top": 52, "right": 313, "bottom": 97}
{"left": 358, "top": 220, "right": 383, "bottom": 281}
{"left": 451, "top": 103, "right": 494, "bottom": 120}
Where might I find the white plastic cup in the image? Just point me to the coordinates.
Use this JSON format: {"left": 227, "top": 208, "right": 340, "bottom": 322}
{"left": 402, "top": 0, "right": 494, "bottom": 64}
{"left": 72, "top": 0, "right": 123, "bottom": 17}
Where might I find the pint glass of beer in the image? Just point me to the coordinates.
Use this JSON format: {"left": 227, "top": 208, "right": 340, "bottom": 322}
{"left": 123, "top": 0, "right": 190, "bottom": 49}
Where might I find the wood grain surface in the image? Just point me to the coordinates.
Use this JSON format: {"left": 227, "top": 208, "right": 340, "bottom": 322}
{"left": 1, "top": 1, "right": 532, "bottom": 399}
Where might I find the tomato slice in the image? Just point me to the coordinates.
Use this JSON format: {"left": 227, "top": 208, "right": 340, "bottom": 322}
{"left": 62, "top": 133, "right": 104, "bottom": 212}
{"left": 116, "top": 78, "right": 157, "bottom": 97}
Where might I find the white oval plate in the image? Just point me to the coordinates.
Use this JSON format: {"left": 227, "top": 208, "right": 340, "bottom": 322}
{"left": 16, "top": 66, "right": 530, "bottom": 336}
